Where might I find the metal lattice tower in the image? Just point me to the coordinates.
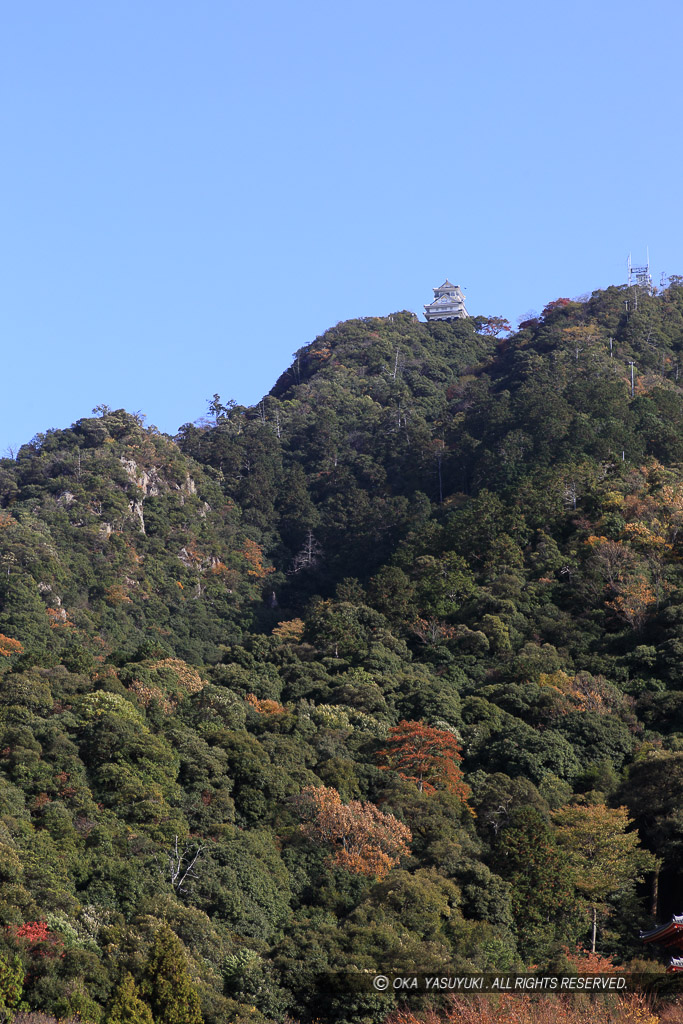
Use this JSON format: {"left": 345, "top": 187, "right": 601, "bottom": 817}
{"left": 627, "top": 251, "right": 653, "bottom": 295}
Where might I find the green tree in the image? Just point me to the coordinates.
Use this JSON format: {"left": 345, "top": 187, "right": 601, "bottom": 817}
{"left": 493, "top": 806, "right": 576, "bottom": 962}
{"left": 552, "top": 803, "right": 656, "bottom": 952}
{"left": 141, "top": 926, "right": 203, "bottom": 1024}
{"left": 0, "top": 953, "right": 26, "bottom": 1023}
{"left": 413, "top": 552, "right": 475, "bottom": 618}
{"left": 618, "top": 752, "right": 683, "bottom": 862}
{"left": 107, "top": 972, "right": 154, "bottom": 1024}
{"left": 367, "top": 566, "right": 416, "bottom": 625}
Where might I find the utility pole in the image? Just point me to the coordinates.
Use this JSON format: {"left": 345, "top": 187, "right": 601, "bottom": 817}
{"left": 436, "top": 442, "right": 444, "bottom": 504}
{"left": 628, "top": 361, "right": 636, "bottom": 398}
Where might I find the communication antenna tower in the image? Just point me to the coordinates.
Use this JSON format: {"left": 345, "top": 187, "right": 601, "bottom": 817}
{"left": 627, "top": 251, "right": 653, "bottom": 295}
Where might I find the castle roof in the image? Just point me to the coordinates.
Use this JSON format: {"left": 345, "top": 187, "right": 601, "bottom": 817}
{"left": 424, "top": 278, "right": 468, "bottom": 320}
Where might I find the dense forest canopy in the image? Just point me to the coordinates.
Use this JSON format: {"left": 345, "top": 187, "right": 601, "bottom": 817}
{"left": 2, "top": 279, "right": 683, "bottom": 1021}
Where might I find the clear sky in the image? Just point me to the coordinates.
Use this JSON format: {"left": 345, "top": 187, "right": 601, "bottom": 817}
{"left": 2, "top": 0, "right": 682, "bottom": 451}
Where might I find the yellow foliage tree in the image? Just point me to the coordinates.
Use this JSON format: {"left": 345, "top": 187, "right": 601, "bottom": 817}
{"left": 271, "top": 618, "right": 305, "bottom": 642}
{"left": 553, "top": 803, "right": 656, "bottom": 952}
{"left": 607, "top": 577, "right": 656, "bottom": 630}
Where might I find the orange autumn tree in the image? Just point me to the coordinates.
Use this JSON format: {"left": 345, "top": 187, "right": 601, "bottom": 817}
{"left": 0, "top": 635, "right": 23, "bottom": 658}
{"left": 384, "top": 992, "right": 658, "bottom": 1024}
{"left": 241, "top": 538, "right": 275, "bottom": 579}
{"left": 245, "top": 693, "right": 286, "bottom": 715}
{"left": 377, "top": 720, "right": 472, "bottom": 805}
{"left": 294, "top": 784, "right": 411, "bottom": 879}
{"left": 562, "top": 944, "right": 621, "bottom": 974}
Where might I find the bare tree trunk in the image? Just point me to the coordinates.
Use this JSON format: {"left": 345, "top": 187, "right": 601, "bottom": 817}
{"left": 168, "top": 835, "right": 203, "bottom": 894}
{"left": 651, "top": 863, "right": 660, "bottom": 918}
{"left": 591, "top": 905, "right": 597, "bottom": 953}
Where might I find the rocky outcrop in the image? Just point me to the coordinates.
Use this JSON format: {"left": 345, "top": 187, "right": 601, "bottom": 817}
{"left": 129, "top": 499, "right": 145, "bottom": 534}
{"left": 119, "top": 457, "right": 198, "bottom": 533}
{"left": 119, "top": 458, "right": 163, "bottom": 498}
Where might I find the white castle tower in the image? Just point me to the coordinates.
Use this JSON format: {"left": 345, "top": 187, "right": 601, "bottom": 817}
{"left": 424, "top": 279, "right": 468, "bottom": 321}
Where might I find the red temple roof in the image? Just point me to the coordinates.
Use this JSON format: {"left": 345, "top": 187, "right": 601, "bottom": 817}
{"left": 641, "top": 914, "right": 683, "bottom": 951}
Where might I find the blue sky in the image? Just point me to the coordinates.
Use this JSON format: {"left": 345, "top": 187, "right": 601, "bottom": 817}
{"left": 2, "top": 0, "right": 682, "bottom": 450}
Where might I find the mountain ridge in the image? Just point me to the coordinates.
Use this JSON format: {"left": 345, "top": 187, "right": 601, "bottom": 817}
{"left": 2, "top": 280, "right": 683, "bottom": 1021}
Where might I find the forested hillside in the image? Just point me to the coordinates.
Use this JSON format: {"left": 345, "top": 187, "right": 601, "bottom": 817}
{"left": 2, "top": 280, "right": 683, "bottom": 1022}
